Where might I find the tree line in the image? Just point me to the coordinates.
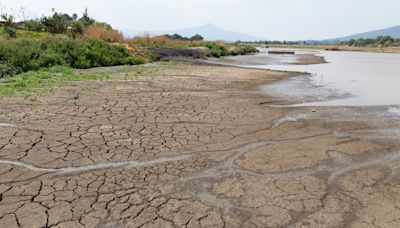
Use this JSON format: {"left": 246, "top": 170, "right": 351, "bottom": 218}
{"left": 163, "top": 33, "right": 204, "bottom": 41}
{"left": 238, "top": 36, "right": 400, "bottom": 47}
{"left": 340, "top": 36, "right": 400, "bottom": 47}
{"left": 1, "top": 8, "right": 110, "bottom": 39}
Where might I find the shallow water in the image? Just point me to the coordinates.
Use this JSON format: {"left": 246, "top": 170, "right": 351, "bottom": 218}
{"left": 253, "top": 49, "right": 400, "bottom": 107}
{"left": 389, "top": 107, "right": 400, "bottom": 115}
{"left": 0, "top": 123, "right": 16, "bottom": 128}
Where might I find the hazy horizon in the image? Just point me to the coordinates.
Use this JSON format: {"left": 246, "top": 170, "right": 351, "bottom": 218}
{"left": 1, "top": 0, "right": 399, "bottom": 40}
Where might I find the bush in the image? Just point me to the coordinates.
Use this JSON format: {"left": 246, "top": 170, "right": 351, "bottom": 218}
{"left": 68, "top": 21, "right": 85, "bottom": 39}
{"left": 1, "top": 13, "right": 16, "bottom": 39}
{"left": 0, "top": 63, "right": 20, "bottom": 78}
{"left": 3, "top": 27, "right": 16, "bottom": 38}
{"left": 37, "top": 51, "right": 66, "bottom": 67}
{"left": 201, "top": 42, "right": 229, "bottom": 58}
{"left": 229, "top": 45, "right": 259, "bottom": 56}
{"left": 25, "top": 19, "right": 45, "bottom": 32}
{"left": 0, "top": 39, "right": 141, "bottom": 77}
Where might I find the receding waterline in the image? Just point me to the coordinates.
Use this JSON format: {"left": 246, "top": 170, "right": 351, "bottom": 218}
{"left": 254, "top": 50, "right": 400, "bottom": 107}
{"left": 0, "top": 123, "right": 17, "bottom": 128}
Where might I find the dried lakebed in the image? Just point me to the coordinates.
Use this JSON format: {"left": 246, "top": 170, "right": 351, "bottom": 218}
{"left": 1, "top": 62, "right": 400, "bottom": 227}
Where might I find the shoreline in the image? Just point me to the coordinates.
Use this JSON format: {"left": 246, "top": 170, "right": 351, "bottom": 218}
{"left": 266, "top": 44, "right": 400, "bottom": 54}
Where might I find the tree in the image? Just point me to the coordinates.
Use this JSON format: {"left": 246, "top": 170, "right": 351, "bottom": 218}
{"left": 1, "top": 13, "right": 14, "bottom": 26}
{"left": 41, "top": 12, "right": 71, "bottom": 34}
{"left": 1, "top": 13, "right": 16, "bottom": 38}
{"left": 79, "top": 8, "right": 95, "bottom": 27}
{"left": 69, "top": 21, "right": 84, "bottom": 39}
{"left": 171, "top": 33, "right": 184, "bottom": 40}
{"left": 25, "top": 19, "right": 45, "bottom": 32}
{"left": 190, "top": 34, "right": 204, "bottom": 41}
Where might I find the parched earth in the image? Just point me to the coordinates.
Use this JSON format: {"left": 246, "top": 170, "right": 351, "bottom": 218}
{"left": 1, "top": 62, "right": 400, "bottom": 227}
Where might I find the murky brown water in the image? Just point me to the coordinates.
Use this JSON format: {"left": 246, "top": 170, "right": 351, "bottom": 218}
{"left": 255, "top": 49, "right": 400, "bottom": 108}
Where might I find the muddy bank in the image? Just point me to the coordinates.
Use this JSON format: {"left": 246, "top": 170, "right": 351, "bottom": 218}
{"left": 205, "top": 51, "right": 326, "bottom": 67}
{"left": 148, "top": 47, "right": 209, "bottom": 60}
{"left": 0, "top": 61, "right": 400, "bottom": 227}
{"left": 291, "top": 53, "right": 326, "bottom": 65}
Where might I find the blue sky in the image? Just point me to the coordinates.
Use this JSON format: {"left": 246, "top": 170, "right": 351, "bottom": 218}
{"left": 1, "top": 0, "right": 399, "bottom": 40}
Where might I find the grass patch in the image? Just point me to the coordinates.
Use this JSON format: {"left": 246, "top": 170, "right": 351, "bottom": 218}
{"left": 134, "top": 66, "right": 146, "bottom": 75}
{"left": 160, "top": 60, "right": 181, "bottom": 66}
{"left": 118, "top": 65, "right": 160, "bottom": 81}
{"left": 0, "top": 26, "right": 67, "bottom": 41}
{"left": 0, "top": 66, "right": 109, "bottom": 97}
{"left": 132, "top": 65, "right": 158, "bottom": 76}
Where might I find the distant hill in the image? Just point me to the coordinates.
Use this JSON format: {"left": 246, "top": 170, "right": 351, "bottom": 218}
{"left": 328, "top": 25, "right": 400, "bottom": 42}
{"left": 123, "top": 23, "right": 264, "bottom": 42}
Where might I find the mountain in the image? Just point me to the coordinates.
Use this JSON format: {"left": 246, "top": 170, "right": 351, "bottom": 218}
{"left": 122, "top": 23, "right": 264, "bottom": 42}
{"left": 328, "top": 25, "right": 400, "bottom": 42}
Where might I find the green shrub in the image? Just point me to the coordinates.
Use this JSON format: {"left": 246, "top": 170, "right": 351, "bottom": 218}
{"left": 4, "top": 27, "right": 16, "bottom": 38}
{"left": 25, "top": 19, "right": 45, "bottom": 32}
{"left": 204, "top": 42, "right": 229, "bottom": 57}
{"left": 230, "top": 45, "right": 259, "bottom": 56}
{"left": 1, "top": 13, "right": 17, "bottom": 39}
{"left": 0, "top": 39, "right": 141, "bottom": 77}
{"left": 189, "top": 42, "right": 229, "bottom": 58}
{"left": 0, "top": 63, "right": 20, "bottom": 78}
{"left": 37, "top": 51, "right": 66, "bottom": 67}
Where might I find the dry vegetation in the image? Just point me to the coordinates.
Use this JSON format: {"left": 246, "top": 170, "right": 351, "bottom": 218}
{"left": 78, "top": 25, "right": 124, "bottom": 43}
{"left": 127, "top": 33, "right": 205, "bottom": 47}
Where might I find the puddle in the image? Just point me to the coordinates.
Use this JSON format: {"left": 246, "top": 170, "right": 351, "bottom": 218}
{"left": 0, "top": 123, "right": 16, "bottom": 128}
{"left": 388, "top": 107, "right": 400, "bottom": 116}
{"left": 261, "top": 74, "right": 351, "bottom": 104}
{"left": 272, "top": 113, "right": 308, "bottom": 128}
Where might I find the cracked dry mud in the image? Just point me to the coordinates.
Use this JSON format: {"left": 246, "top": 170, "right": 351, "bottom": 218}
{"left": 1, "top": 62, "right": 400, "bottom": 227}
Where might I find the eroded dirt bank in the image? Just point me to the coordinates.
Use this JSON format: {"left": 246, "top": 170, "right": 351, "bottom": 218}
{"left": 204, "top": 52, "right": 326, "bottom": 67}
{"left": 0, "top": 62, "right": 400, "bottom": 227}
